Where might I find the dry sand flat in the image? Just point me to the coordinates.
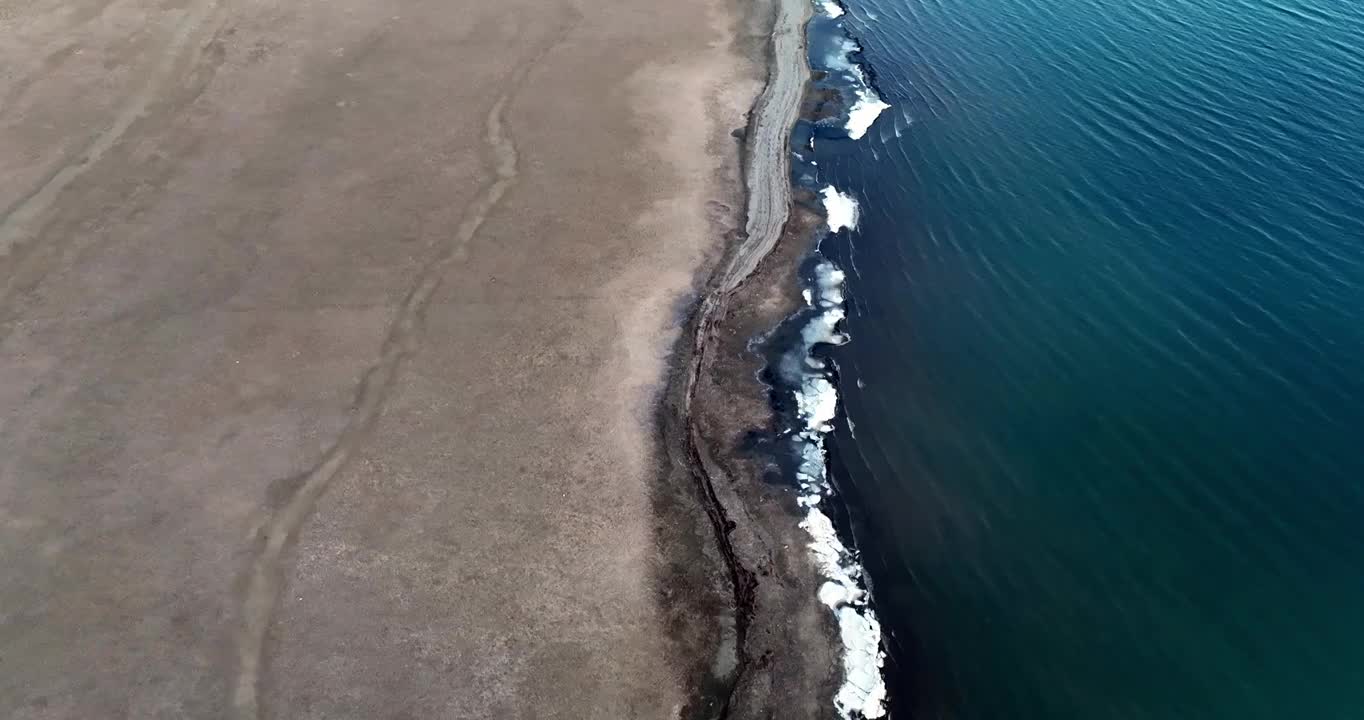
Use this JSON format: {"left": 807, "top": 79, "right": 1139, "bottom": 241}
{"left": 0, "top": 0, "right": 829, "bottom": 716}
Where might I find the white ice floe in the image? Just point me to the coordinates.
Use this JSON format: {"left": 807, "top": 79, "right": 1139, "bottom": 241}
{"left": 820, "top": 30, "right": 893, "bottom": 141}
{"left": 819, "top": 0, "right": 846, "bottom": 18}
{"left": 846, "top": 88, "right": 891, "bottom": 140}
{"left": 797, "top": 376, "right": 840, "bottom": 433}
{"left": 821, "top": 186, "right": 860, "bottom": 233}
{"left": 796, "top": 467, "right": 888, "bottom": 720}
{"left": 789, "top": 259, "right": 888, "bottom": 720}
{"left": 801, "top": 509, "right": 863, "bottom": 602}
{"left": 836, "top": 606, "right": 888, "bottom": 718}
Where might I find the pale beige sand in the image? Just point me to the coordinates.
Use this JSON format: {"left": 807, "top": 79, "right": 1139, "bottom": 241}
{"left": 0, "top": 0, "right": 804, "bottom": 716}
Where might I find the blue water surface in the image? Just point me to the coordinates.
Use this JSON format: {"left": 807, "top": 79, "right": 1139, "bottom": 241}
{"left": 805, "top": 0, "right": 1364, "bottom": 716}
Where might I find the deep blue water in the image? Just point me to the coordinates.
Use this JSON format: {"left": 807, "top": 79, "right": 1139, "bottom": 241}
{"left": 799, "top": 0, "right": 1364, "bottom": 716}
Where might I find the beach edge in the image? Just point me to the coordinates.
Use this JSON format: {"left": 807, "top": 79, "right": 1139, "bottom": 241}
{"left": 654, "top": 0, "right": 848, "bottom": 716}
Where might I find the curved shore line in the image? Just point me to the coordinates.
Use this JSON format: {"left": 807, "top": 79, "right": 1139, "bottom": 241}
{"left": 720, "top": 0, "right": 811, "bottom": 295}
{"left": 671, "top": 0, "right": 817, "bottom": 715}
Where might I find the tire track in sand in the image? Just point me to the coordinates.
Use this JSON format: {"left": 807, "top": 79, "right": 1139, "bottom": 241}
{"left": 228, "top": 25, "right": 573, "bottom": 720}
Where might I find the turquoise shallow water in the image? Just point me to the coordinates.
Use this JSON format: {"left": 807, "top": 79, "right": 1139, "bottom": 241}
{"left": 801, "top": 0, "right": 1364, "bottom": 716}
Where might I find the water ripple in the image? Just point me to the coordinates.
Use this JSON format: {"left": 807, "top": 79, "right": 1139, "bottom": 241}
{"left": 805, "top": 0, "right": 1364, "bottom": 715}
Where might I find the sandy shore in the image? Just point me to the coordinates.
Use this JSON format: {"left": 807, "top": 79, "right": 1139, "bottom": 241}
{"left": 661, "top": 0, "right": 855, "bottom": 716}
{"left": 0, "top": 0, "right": 836, "bottom": 715}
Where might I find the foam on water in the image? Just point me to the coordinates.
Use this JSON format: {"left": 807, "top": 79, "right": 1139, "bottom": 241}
{"left": 824, "top": 37, "right": 862, "bottom": 73}
{"left": 790, "top": 255, "right": 888, "bottom": 719}
{"left": 819, "top": 0, "right": 846, "bottom": 18}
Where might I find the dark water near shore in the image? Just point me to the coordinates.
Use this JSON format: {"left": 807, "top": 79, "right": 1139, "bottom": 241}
{"left": 800, "top": 0, "right": 1364, "bottom": 716}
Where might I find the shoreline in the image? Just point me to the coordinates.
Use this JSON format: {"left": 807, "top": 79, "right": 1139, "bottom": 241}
{"left": 657, "top": 0, "right": 873, "bottom": 716}
{"left": 2, "top": 0, "right": 848, "bottom": 714}
{"left": 666, "top": 0, "right": 896, "bottom": 715}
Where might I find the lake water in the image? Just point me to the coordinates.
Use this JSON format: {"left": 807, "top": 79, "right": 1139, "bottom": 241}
{"left": 796, "top": 0, "right": 1364, "bottom": 716}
